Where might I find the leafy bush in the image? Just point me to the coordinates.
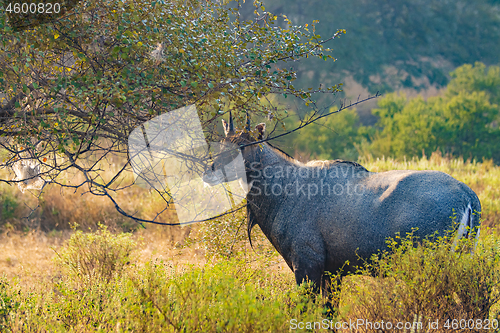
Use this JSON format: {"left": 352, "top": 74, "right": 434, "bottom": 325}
{"left": 292, "top": 108, "right": 365, "bottom": 161}
{"left": 368, "top": 63, "right": 500, "bottom": 163}
{"left": 51, "top": 274, "right": 128, "bottom": 331}
{"left": 0, "top": 194, "right": 19, "bottom": 221}
{"left": 0, "top": 278, "right": 19, "bottom": 332}
{"left": 53, "top": 224, "right": 137, "bottom": 283}
{"left": 124, "top": 258, "right": 326, "bottom": 332}
{"left": 199, "top": 209, "right": 247, "bottom": 260}
{"left": 199, "top": 207, "right": 277, "bottom": 262}
{"left": 338, "top": 231, "right": 500, "bottom": 332}
{"left": 0, "top": 257, "right": 327, "bottom": 332}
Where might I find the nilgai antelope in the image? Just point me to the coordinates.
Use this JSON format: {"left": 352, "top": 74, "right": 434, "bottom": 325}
{"left": 202, "top": 112, "right": 481, "bottom": 292}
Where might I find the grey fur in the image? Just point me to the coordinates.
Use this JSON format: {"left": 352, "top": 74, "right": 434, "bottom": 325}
{"left": 203, "top": 125, "right": 481, "bottom": 291}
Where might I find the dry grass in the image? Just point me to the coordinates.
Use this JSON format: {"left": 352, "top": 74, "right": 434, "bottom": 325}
{"left": 0, "top": 152, "right": 178, "bottom": 232}
{"left": 0, "top": 152, "right": 499, "bottom": 275}
{"left": 0, "top": 222, "right": 292, "bottom": 319}
{"left": 0, "top": 153, "right": 499, "bottom": 332}
{"left": 0, "top": 227, "right": 200, "bottom": 286}
{"left": 0, "top": 150, "right": 292, "bottom": 287}
{"left": 0, "top": 232, "right": 66, "bottom": 288}
{"left": 133, "top": 224, "right": 206, "bottom": 266}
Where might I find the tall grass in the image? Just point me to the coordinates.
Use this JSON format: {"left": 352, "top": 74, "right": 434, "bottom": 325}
{"left": 53, "top": 224, "right": 137, "bottom": 284}
{"left": 0, "top": 228, "right": 325, "bottom": 332}
{"left": 1, "top": 152, "right": 498, "bottom": 232}
{"left": 1, "top": 222, "right": 500, "bottom": 332}
{"left": 338, "top": 231, "right": 500, "bottom": 332}
{"left": 0, "top": 153, "right": 176, "bottom": 233}
{"left": 0, "top": 154, "right": 500, "bottom": 331}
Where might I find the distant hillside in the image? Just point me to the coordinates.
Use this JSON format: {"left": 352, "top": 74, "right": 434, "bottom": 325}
{"left": 242, "top": 0, "right": 500, "bottom": 98}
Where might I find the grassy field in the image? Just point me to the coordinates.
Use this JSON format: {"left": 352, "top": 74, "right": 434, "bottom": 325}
{"left": 1, "top": 154, "right": 500, "bottom": 332}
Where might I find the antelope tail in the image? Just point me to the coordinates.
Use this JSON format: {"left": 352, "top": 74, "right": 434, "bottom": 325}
{"left": 453, "top": 203, "right": 480, "bottom": 253}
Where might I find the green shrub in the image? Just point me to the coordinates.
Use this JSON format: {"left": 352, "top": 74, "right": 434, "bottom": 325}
{"left": 199, "top": 209, "right": 248, "bottom": 260}
{"left": 53, "top": 224, "right": 137, "bottom": 283}
{"left": 2, "top": 257, "right": 327, "bottom": 332}
{"left": 0, "top": 194, "right": 19, "bottom": 221}
{"left": 199, "top": 207, "right": 277, "bottom": 262}
{"left": 51, "top": 274, "right": 128, "bottom": 331}
{"left": 5, "top": 230, "right": 500, "bottom": 332}
{"left": 123, "top": 258, "right": 326, "bottom": 332}
{"left": 0, "top": 278, "right": 19, "bottom": 332}
{"left": 338, "top": 231, "right": 500, "bottom": 332}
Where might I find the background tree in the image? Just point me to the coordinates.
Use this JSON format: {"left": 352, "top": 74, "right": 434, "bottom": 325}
{"left": 370, "top": 63, "right": 500, "bottom": 162}
{"left": 291, "top": 108, "right": 363, "bottom": 161}
{"left": 0, "top": 0, "right": 348, "bottom": 224}
{"left": 292, "top": 63, "right": 500, "bottom": 163}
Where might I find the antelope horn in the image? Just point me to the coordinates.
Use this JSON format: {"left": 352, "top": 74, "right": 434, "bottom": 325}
{"left": 229, "top": 110, "right": 234, "bottom": 132}
{"left": 246, "top": 111, "right": 251, "bottom": 132}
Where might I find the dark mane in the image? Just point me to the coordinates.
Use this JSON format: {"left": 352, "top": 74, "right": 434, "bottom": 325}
{"left": 266, "top": 141, "right": 298, "bottom": 162}
{"left": 311, "top": 159, "right": 369, "bottom": 171}
{"left": 265, "top": 142, "right": 369, "bottom": 172}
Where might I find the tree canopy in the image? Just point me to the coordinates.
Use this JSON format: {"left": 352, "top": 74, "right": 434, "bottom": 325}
{"left": 0, "top": 0, "right": 344, "bottom": 223}
{"left": 370, "top": 63, "right": 500, "bottom": 162}
{"left": 294, "top": 63, "right": 500, "bottom": 164}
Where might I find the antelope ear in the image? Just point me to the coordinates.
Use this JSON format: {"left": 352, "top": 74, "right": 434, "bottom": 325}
{"left": 255, "top": 123, "right": 266, "bottom": 140}
{"left": 222, "top": 119, "right": 230, "bottom": 136}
